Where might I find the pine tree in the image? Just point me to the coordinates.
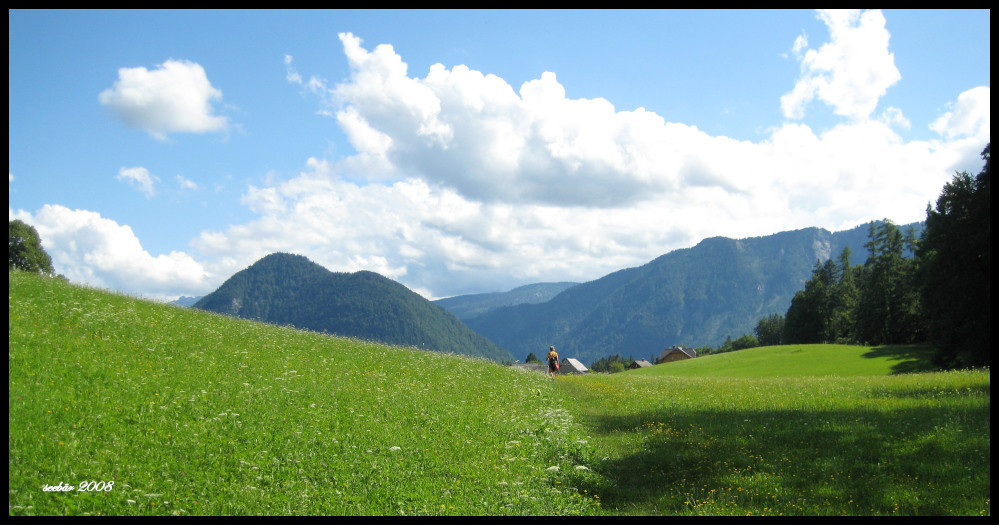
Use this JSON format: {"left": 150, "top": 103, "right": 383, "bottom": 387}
{"left": 918, "top": 144, "right": 990, "bottom": 367}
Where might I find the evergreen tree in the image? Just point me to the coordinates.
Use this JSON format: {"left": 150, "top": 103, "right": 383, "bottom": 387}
{"left": 9, "top": 220, "right": 54, "bottom": 275}
{"left": 828, "top": 247, "right": 859, "bottom": 343}
{"left": 783, "top": 259, "right": 834, "bottom": 344}
{"left": 855, "top": 220, "right": 922, "bottom": 345}
{"left": 918, "top": 144, "right": 990, "bottom": 368}
{"left": 753, "top": 313, "right": 785, "bottom": 346}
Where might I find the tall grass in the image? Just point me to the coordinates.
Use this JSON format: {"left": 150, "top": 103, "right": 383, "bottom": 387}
{"left": 9, "top": 271, "right": 601, "bottom": 516}
{"left": 556, "top": 347, "right": 990, "bottom": 515}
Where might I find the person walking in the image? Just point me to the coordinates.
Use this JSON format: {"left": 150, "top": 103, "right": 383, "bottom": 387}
{"left": 546, "top": 346, "right": 560, "bottom": 378}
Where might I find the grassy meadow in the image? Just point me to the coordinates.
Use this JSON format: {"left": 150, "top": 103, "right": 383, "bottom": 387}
{"left": 557, "top": 348, "right": 990, "bottom": 515}
{"left": 8, "top": 270, "right": 991, "bottom": 515}
{"left": 9, "top": 271, "right": 601, "bottom": 516}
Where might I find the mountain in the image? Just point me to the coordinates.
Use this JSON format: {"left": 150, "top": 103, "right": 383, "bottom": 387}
{"left": 193, "top": 253, "right": 514, "bottom": 362}
{"left": 464, "top": 223, "right": 920, "bottom": 365}
{"left": 434, "top": 282, "right": 578, "bottom": 320}
{"left": 171, "top": 295, "right": 203, "bottom": 307}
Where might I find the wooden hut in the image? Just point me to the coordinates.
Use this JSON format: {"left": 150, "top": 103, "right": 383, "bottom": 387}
{"left": 657, "top": 345, "right": 697, "bottom": 364}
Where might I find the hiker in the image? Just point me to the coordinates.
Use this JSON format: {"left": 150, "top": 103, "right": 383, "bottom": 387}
{"left": 546, "top": 346, "right": 560, "bottom": 378}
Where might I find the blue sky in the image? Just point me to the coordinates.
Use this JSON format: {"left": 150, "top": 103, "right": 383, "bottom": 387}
{"left": 9, "top": 9, "right": 990, "bottom": 300}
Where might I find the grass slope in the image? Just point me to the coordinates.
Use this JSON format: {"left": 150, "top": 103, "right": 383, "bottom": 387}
{"left": 9, "top": 271, "right": 601, "bottom": 516}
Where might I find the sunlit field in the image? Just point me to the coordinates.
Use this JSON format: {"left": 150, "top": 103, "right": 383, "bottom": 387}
{"left": 9, "top": 271, "right": 989, "bottom": 515}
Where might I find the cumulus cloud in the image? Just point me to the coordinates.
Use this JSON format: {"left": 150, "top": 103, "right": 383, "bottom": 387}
{"left": 328, "top": 33, "right": 689, "bottom": 208}
{"left": 930, "top": 86, "right": 990, "bottom": 142}
{"left": 10, "top": 205, "right": 210, "bottom": 300}
{"left": 99, "top": 59, "right": 229, "bottom": 141}
{"left": 319, "top": 27, "right": 964, "bottom": 228}
{"left": 116, "top": 166, "right": 160, "bottom": 197}
{"left": 781, "top": 9, "right": 901, "bottom": 120}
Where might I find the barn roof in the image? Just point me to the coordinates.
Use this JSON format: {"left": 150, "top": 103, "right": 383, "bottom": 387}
{"left": 560, "top": 357, "right": 589, "bottom": 373}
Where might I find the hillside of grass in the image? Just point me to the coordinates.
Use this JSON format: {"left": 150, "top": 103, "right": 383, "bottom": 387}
{"left": 9, "top": 271, "right": 601, "bottom": 516}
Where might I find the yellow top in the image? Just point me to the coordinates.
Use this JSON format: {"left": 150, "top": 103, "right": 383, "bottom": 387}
{"left": 546, "top": 350, "right": 559, "bottom": 362}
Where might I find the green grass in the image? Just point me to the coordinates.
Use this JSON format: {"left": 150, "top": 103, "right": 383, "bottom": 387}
{"left": 9, "top": 270, "right": 990, "bottom": 515}
{"left": 645, "top": 344, "right": 941, "bottom": 378}
{"left": 9, "top": 271, "right": 601, "bottom": 516}
{"left": 556, "top": 349, "right": 990, "bottom": 515}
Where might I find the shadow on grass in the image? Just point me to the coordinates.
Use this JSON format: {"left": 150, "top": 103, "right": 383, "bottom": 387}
{"left": 575, "top": 402, "right": 989, "bottom": 515}
{"left": 860, "top": 344, "right": 939, "bottom": 374}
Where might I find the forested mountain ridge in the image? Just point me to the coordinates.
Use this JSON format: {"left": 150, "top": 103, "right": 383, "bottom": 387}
{"left": 193, "top": 253, "right": 514, "bottom": 362}
{"left": 464, "top": 223, "right": 919, "bottom": 364}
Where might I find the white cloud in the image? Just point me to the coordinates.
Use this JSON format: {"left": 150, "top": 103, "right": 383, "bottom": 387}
{"left": 879, "top": 107, "right": 910, "bottom": 130}
{"left": 326, "top": 33, "right": 695, "bottom": 208}
{"left": 781, "top": 9, "right": 901, "bottom": 120}
{"left": 285, "top": 54, "right": 336, "bottom": 117}
{"left": 791, "top": 33, "right": 809, "bottom": 58}
{"left": 9, "top": 205, "right": 210, "bottom": 300}
{"left": 176, "top": 175, "right": 199, "bottom": 191}
{"left": 116, "top": 166, "right": 160, "bottom": 197}
{"left": 99, "top": 59, "right": 229, "bottom": 141}
{"left": 930, "top": 86, "right": 990, "bottom": 142}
